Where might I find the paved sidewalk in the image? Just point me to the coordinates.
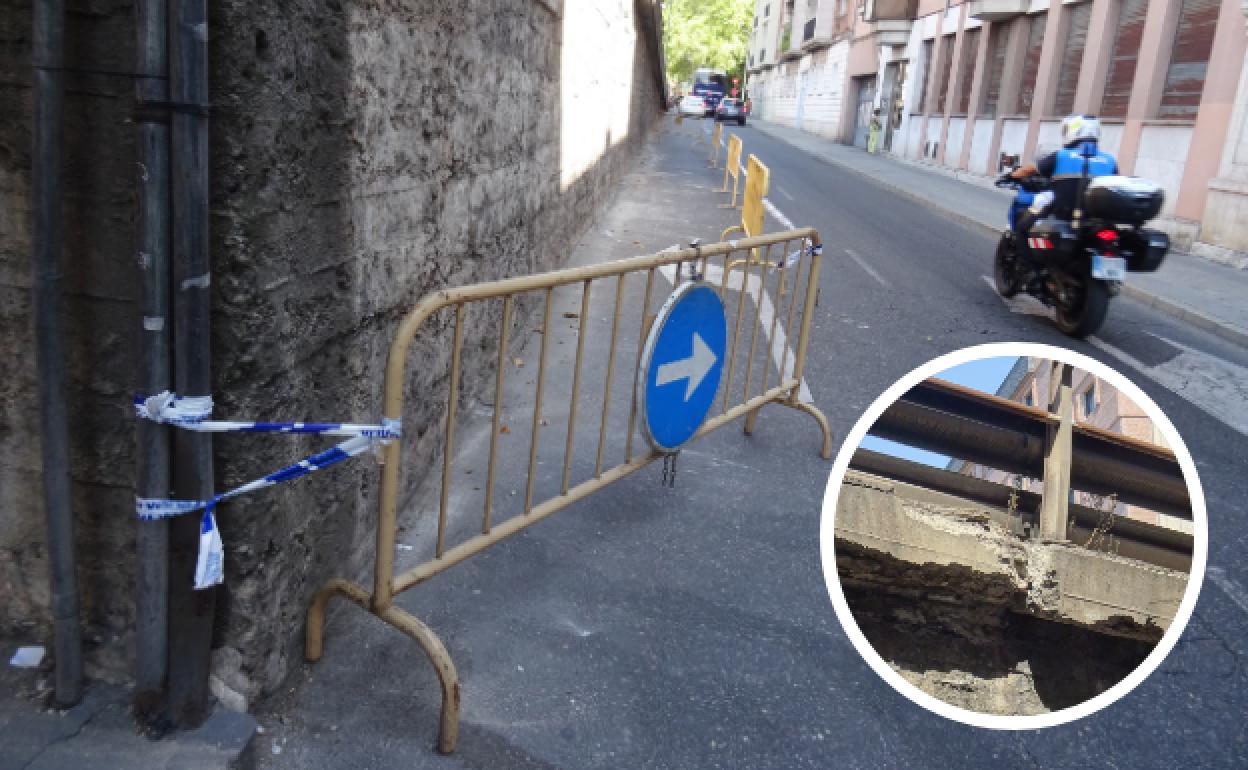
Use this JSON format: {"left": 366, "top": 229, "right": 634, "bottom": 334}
{"left": 1, "top": 650, "right": 257, "bottom": 770}
{"left": 750, "top": 119, "right": 1248, "bottom": 348}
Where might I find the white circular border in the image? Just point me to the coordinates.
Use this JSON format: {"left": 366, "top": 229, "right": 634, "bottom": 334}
{"left": 819, "top": 342, "right": 1208, "bottom": 730}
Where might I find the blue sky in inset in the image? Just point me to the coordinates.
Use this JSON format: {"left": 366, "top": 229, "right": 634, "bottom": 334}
{"left": 859, "top": 356, "right": 1020, "bottom": 468}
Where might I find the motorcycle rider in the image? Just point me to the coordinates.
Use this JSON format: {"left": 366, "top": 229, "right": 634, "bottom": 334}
{"left": 1008, "top": 115, "right": 1118, "bottom": 267}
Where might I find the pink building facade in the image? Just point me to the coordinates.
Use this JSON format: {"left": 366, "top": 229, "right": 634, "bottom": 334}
{"left": 750, "top": 0, "right": 1248, "bottom": 263}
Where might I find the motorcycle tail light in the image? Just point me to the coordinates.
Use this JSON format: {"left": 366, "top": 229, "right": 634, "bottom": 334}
{"left": 1095, "top": 229, "right": 1118, "bottom": 242}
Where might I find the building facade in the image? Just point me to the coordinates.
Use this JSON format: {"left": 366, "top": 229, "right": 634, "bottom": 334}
{"left": 745, "top": 1, "right": 857, "bottom": 139}
{"left": 751, "top": 0, "right": 1248, "bottom": 262}
{"left": 956, "top": 357, "right": 1192, "bottom": 533}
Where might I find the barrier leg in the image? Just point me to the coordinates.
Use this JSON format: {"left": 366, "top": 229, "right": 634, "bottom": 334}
{"left": 784, "top": 398, "right": 834, "bottom": 459}
{"left": 306, "top": 578, "right": 462, "bottom": 755}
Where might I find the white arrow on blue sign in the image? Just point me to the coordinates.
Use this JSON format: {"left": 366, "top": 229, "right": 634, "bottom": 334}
{"left": 638, "top": 281, "right": 728, "bottom": 453}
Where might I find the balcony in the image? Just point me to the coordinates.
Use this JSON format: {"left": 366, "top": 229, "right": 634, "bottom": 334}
{"left": 800, "top": 13, "right": 835, "bottom": 51}
{"left": 781, "top": 24, "right": 802, "bottom": 60}
{"left": 869, "top": 19, "right": 912, "bottom": 47}
{"left": 968, "top": 0, "right": 1030, "bottom": 22}
{"left": 862, "top": 0, "right": 918, "bottom": 22}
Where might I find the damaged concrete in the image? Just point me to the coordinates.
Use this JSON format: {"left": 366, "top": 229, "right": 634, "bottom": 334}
{"left": 834, "top": 470, "right": 1188, "bottom": 714}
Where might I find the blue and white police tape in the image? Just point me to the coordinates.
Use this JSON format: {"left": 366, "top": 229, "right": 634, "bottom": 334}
{"left": 135, "top": 434, "right": 380, "bottom": 589}
{"left": 134, "top": 391, "right": 401, "bottom": 439}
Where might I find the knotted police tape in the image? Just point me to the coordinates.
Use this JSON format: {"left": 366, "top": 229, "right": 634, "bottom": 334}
{"left": 134, "top": 391, "right": 400, "bottom": 589}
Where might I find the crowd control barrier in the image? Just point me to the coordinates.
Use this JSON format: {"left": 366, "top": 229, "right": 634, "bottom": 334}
{"left": 718, "top": 134, "right": 744, "bottom": 208}
{"left": 708, "top": 121, "right": 723, "bottom": 168}
{"left": 306, "top": 231, "right": 832, "bottom": 754}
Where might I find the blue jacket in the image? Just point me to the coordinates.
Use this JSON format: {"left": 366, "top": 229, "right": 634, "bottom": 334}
{"left": 1036, "top": 141, "right": 1119, "bottom": 219}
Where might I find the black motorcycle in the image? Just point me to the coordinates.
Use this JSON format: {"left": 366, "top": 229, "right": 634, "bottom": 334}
{"left": 992, "top": 173, "right": 1170, "bottom": 338}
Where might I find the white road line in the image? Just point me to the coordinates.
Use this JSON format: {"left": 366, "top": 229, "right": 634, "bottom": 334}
{"left": 1207, "top": 567, "right": 1248, "bottom": 617}
{"left": 844, "top": 248, "right": 891, "bottom": 289}
{"left": 777, "top": 187, "right": 795, "bottom": 201}
{"left": 980, "top": 275, "right": 1051, "bottom": 318}
{"left": 1088, "top": 334, "right": 1248, "bottom": 437}
{"left": 659, "top": 261, "right": 814, "bottom": 404}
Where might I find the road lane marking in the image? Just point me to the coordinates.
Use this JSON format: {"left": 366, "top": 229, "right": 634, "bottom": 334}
{"left": 1206, "top": 567, "right": 1248, "bottom": 617}
{"left": 1089, "top": 334, "right": 1248, "bottom": 437}
{"left": 982, "top": 274, "right": 1248, "bottom": 437}
{"left": 777, "top": 187, "right": 795, "bottom": 201}
{"left": 659, "top": 256, "right": 814, "bottom": 404}
{"left": 844, "top": 248, "right": 891, "bottom": 289}
{"left": 980, "top": 275, "right": 1051, "bottom": 318}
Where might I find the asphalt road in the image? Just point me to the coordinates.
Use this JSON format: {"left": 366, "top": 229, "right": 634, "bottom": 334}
{"left": 728, "top": 121, "right": 1248, "bottom": 763}
{"left": 256, "top": 123, "right": 1246, "bottom": 769}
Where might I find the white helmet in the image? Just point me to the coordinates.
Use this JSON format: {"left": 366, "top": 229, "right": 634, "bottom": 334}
{"left": 1061, "top": 114, "right": 1101, "bottom": 147}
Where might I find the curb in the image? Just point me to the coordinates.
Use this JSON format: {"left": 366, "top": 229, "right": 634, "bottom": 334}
{"left": 1120, "top": 283, "right": 1248, "bottom": 349}
{"left": 750, "top": 120, "right": 1248, "bottom": 349}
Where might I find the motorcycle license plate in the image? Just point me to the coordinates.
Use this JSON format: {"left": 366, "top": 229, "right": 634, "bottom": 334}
{"left": 1092, "top": 254, "right": 1126, "bottom": 281}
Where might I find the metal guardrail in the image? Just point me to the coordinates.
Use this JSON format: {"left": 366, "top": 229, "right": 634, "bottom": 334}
{"left": 870, "top": 377, "right": 1191, "bottom": 519}
{"left": 305, "top": 230, "right": 832, "bottom": 754}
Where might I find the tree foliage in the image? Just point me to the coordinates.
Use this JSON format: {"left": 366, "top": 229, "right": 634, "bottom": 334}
{"left": 663, "top": 0, "right": 752, "bottom": 87}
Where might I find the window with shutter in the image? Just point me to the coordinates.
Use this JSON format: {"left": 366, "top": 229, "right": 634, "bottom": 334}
{"left": 1017, "top": 12, "right": 1047, "bottom": 114}
{"left": 956, "top": 28, "right": 981, "bottom": 115}
{"left": 1052, "top": 2, "right": 1092, "bottom": 116}
{"left": 1100, "top": 0, "right": 1147, "bottom": 118}
{"left": 936, "top": 34, "right": 956, "bottom": 113}
{"left": 979, "top": 22, "right": 1010, "bottom": 118}
{"left": 916, "top": 39, "right": 934, "bottom": 113}
{"left": 1159, "top": 0, "right": 1218, "bottom": 120}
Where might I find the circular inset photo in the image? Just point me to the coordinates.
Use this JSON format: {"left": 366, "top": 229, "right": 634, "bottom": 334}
{"left": 820, "top": 343, "right": 1206, "bottom": 729}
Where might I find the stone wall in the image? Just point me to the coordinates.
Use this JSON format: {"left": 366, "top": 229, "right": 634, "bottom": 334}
{"left": 0, "top": 0, "right": 664, "bottom": 702}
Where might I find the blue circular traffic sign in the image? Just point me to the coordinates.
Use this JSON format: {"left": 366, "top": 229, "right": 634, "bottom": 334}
{"left": 638, "top": 281, "right": 727, "bottom": 453}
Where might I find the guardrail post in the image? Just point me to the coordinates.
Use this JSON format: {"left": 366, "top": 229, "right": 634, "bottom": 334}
{"left": 1040, "top": 362, "right": 1074, "bottom": 540}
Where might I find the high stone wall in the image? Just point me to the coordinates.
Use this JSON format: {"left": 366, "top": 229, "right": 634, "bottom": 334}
{"left": 0, "top": 0, "right": 664, "bottom": 703}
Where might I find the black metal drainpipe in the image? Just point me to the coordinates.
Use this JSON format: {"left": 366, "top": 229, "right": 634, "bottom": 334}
{"left": 133, "top": 0, "right": 173, "bottom": 716}
{"left": 32, "top": 0, "right": 83, "bottom": 708}
{"left": 166, "top": 0, "right": 217, "bottom": 726}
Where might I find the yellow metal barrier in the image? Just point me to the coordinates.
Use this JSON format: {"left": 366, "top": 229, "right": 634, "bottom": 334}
{"left": 721, "top": 154, "right": 769, "bottom": 243}
{"left": 708, "top": 121, "right": 723, "bottom": 168}
{"left": 718, "top": 134, "right": 744, "bottom": 208}
{"left": 305, "top": 231, "right": 832, "bottom": 755}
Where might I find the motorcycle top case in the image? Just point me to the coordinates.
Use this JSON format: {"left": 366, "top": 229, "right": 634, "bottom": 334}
{"left": 1084, "top": 176, "right": 1164, "bottom": 225}
{"left": 1120, "top": 228, "right": 1170, "bottom": 272}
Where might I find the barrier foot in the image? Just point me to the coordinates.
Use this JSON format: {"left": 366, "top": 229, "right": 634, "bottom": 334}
{"left": 783, "top": 398, "right": 834, "bottom": 459}
{"left": 720, "top": 225, "right": 744, "bottom": 241}
{"left": 380, "top": 604, "right": 461, "bottom": 755}
{"left": 305, "top": 578, "right": 461, "bottom": 755}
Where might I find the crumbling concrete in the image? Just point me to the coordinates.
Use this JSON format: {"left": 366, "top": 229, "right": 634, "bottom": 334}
{"left": 834, "top": 471, "right": 1188, "bottom": 714}
{"left": 1, "top": 0, "right": 664, "bottom": 705}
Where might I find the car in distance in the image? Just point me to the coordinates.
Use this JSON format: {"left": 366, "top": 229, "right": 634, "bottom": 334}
{"left": 679, "top": 94, "right": 707, "bottom": 117}
{"left": 716, "top": 98, "right": 748, "bottom": 126}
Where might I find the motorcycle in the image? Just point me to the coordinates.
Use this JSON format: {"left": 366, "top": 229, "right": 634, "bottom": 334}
{"left": 992, "top": 170, "right": 1170, "bottom": 338}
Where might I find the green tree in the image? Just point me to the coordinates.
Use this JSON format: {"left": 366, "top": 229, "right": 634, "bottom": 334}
{"left": 663, "top": 0, "right": 752, "bottom": 88}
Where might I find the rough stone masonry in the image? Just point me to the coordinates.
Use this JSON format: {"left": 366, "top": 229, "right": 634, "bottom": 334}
{"left": 0, "top": 0, "right": 665, "bottom": 707}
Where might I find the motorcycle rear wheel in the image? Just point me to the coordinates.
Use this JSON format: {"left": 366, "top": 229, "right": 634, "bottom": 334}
{"left": 1055, "top": 274, "right": 1110, "bottom": 338}
{"left": 993, "top": 232, "right": 1021, "bottom": 298}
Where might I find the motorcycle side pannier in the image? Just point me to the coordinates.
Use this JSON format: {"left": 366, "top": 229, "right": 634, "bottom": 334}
{"left": 1120, "top": 228, "right": 1169, "bottom": 272}
{"left": 1084, "top": 176, "right": 1164, "bottom": 225}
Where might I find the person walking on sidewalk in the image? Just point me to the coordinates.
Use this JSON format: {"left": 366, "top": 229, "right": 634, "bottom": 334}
{"left": 867, "top": 109, "right": 882, "bottom": 154}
